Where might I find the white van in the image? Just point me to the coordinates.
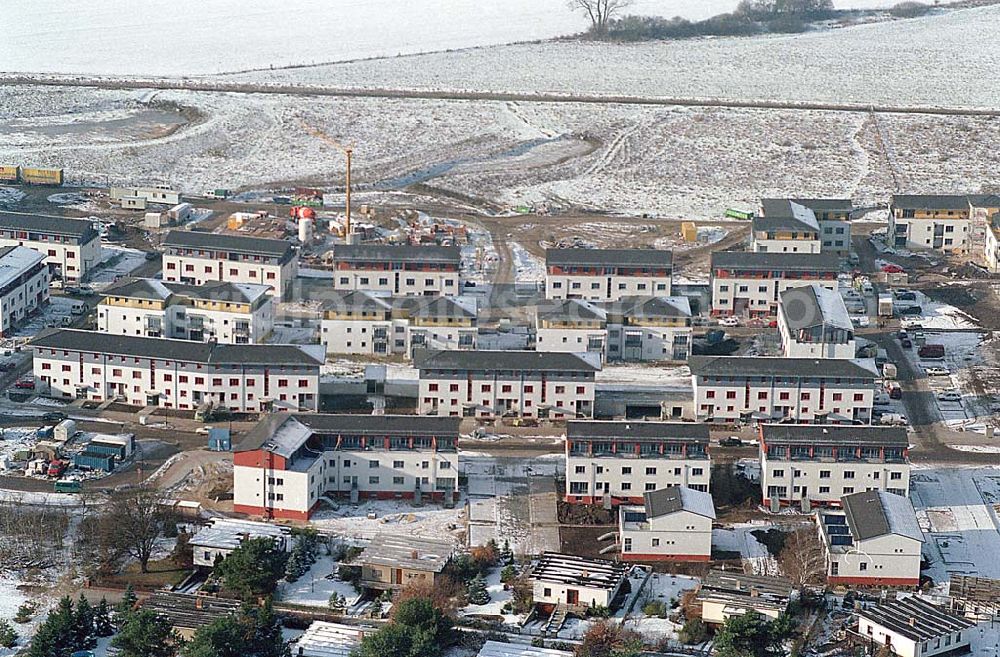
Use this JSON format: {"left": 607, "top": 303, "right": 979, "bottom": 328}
{"left": 70, "top": 302, "right": 87, "bottom": 316}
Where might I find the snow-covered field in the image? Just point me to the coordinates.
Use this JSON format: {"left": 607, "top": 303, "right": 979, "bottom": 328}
{"left": 0, "top": 0, "right": 968, "bottom": 77}
{"left": 309, "top": 499, "right": 466, "bottom": 544}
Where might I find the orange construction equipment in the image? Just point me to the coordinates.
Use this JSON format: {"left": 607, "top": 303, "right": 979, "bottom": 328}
{"left": 289, "top": 206, "right": 316, "bottom": 220}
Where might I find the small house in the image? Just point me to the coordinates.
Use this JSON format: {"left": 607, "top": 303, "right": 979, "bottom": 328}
{"left": 358, "top": 534, "right": 454, "bottom": 592}
{"left": 529, "top": 552, "right": 629, "bottom": 612}
{"left": 696, "top": 570, "right": 792, "bottom": 625}
{"left": 856, "top": 596, "right": 974, "bottom": 657}
{"left": 141, "top": 591, "right": 241, "bottom": 640}
{"left": 292, "top": 621, "right": 375, "bottom": 657}
{"left": 619, "top": 486, "right": 715, "bottom": 562}
{"left": 189, "top": 518, "right": 291, "bottom": 567}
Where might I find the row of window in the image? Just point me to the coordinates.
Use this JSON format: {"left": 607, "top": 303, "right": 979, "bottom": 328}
{"left": 166, "top": 262, "right": 278, "bottom": 279}
{"left": 706, "top": 390, "right": 865, "bottom": 401}
{"left": 427, "top": 382, "right": 587, "bottom": 394}
{"left": 574, "top": 465, "right": 705, "bottom": 477}
{"left": 550, "top": 281, "right": 669, "bottom": 291}
{"left": 339, "top": 276, "right": 455, "bottom": 287}
{"left": 771, "top": 468, "right": 903, "bottom": 480}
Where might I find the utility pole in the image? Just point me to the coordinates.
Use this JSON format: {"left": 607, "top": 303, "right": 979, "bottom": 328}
{"left": 344, "top": 147, "right": 353, "bottom": 239}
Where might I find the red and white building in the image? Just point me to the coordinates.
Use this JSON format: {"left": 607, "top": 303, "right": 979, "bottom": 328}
{"left": 0, "top": 212, "right": 101, "bottom": 283}
{"left": 545, "top": 248, "right": 672, "bottom": 301}
{"left": 233, "top": 414, "right": 461, "bottom": 521}
{"left": 619, "top": 486, "right": 715, "bottom": 562}
{"left": 332, "top": 244, "right": 461, "bottom": 296}
{"left": 690, "top": 356, "right": 878, "bottom": 424}
{"left": 414, "top": 350, "right": 600, "bottom": 419}
{"left": 710, "top": 251, "right": 840, "bottom": 317}
{"left": 31, "top": 328, "right": 322, "bottom": 412}
{"left": 162, "top": 230, "right": 298, "bottom": 298}
{"left": 564, "top": 420, "right": 710, "bottom": 504}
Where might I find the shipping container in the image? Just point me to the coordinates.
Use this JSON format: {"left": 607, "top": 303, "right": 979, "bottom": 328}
{"left": 86, "top": 440, "right": 127, "bottom": 460}
{"left": 19, "top": 167, "right": 64, "bottom": 186}
{"left": 918, "top": 344, "right": 945, "bottom": 359}
{"left": 73, "top": 451, "right": 116, "bottom": 472}
{"left": 0, "top": 165, "right": 19, "bottom": 182}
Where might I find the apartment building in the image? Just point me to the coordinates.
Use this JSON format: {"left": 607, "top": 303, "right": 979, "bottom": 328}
{"left": 985, "top": 215, "right": 1000, "bottom": 273}
{"left": 0, "top": 212, "right": 101, "bottom": 283}
{"left": 31, "top": 329, "right": 322, "bottom": 412}
{"left": 545, "top": 248, "right": 672, "bottom": 301}
{"left": 162, "top": 230, "right": 298, "bottom": 298}
{"left": 564, "top": 420, "right": 711, "bottom": 504}
{"left": 414, "top": 350, "right": 600, "bottom": 419}
{"left": 760, "top": 424, "right": 910, "bottom": 506}
{"left": 762, "top": 198, "right": 853, "bottom": 255}
{"left": 320, "top": 290, "right": 476, "bottom": 357}
{"left": 777, "top": 284, "right": 855, "bottom": 359}
{"left": 534, "top": 296, "right": 692, "bottom": 363}
{"left": 690, "top": 356, "right": 878, "bottom": 424}
{"left": 619, "top": 486, "right": 715, "bottom": 562}
{"left": 751, "top": 201, "right": 821, "bottom": 254}
{"left": 331, "top": 244, "right": 461, "bottom": 296}
{"left": 232, "top": 414, "right": 460, "bottom": 520}
{"left": 710, "top": 251, "right": 840, "bottom": 317}
{"left": 888, "top": 194, "right": 972, "bottom": 252}
{"left": 0, "top": 246, "right": 49, "bottom": 337}
{"left": 96, "top": 278, "right": 273, "bottom": 343}
{"left": 818, "top": 490, "right": 923, "bottom": 587}
{"left": 857, "top": 597, "right": 974, "bottom": 657}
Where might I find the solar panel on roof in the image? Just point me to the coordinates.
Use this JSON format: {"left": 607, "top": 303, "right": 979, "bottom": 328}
{"left": 824, "top": 515, "right": 847, "bottom": 525}
{"left": 831, "top": 535, "right": 854, "bottom": 546}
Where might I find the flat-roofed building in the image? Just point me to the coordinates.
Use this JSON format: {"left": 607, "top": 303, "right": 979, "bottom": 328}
{"left": 856, "top": 597, "right": 974, "bottom": 657}
{"left": 0, "top": 245, "right": 49, "bottom": 337}
{"left": 162, "top": 230, "right": 298, "bottom": 298}
{"left": 331, "top": 244, "right": 461, "bottom": 296}
{"left": 530, "top": 552, "right": 629, "bottom": 612}
{"left": 96, "top": 277, "right": 273, "bottom": 343}
{"left": 233, "top": 414, "right": 460, "bottom": 520}
{"left": 189, "top": 518, "right": 291, "bottom": 567}
{"left": 710, "top": 251, "right": 840, "bottom": 317}
{"left": 360, "top": 534, "right": 454, "bottom": 592}
{"left": 619, "top": 486, "right": 715, "bottom": 561}
{"left": 565, "top": 420, "right": 710, "bottom": 504}
{"left": 535, "top": 296, "right": 692, "bottom": 363}
{"left": 545, "top": 248, "right": 672, "bottom": 301}
{"left": 762, "top": 198, "right": 853, "bottom": 255}
{"left": 691, "top": 356, "right": 878, "bottom": 424}
{"left": 476, "top": 642, "right": 572, "bottom": 657}
{"left": 888, "top": 194, "right": 972, "bottom": 253}
{"left": 31, "top": 329, "right": 322, "bottom": 412}
{"left": 0, "top": 211, "right": 101, "bottom": 283}
{"left": 778, "top": 284, "right": 855, "bottom": 359}
{"left": 415, "top": 349, "right": 600, "bottom": 419}
{"left": 292, "top": 621, "right": 375, "bottom": 657}
{"left": 760, "top": 424, "right": 909, "bottom": 505}
{"left": 696, "top": 570, "right": 792, "bottom": 625}
{"left": 818, "top": 490, "right": 922, "bottom": 587}
{"left": 320, "top": 291, "right": 476, "bottom": 357}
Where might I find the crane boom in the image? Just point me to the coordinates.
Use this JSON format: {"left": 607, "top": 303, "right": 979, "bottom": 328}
{"left": 299, "top": 119, "right": 355, "bottom": 236}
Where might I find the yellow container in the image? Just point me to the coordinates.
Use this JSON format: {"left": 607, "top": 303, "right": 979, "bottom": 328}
{"left": 19, "top": 167, "right": 64, "bottom": 185}
{"left": 0, "top": 165, "right": 18, "bottom": 182}
{"left": 681, "top": 221, "right": 698, "bottom": 242}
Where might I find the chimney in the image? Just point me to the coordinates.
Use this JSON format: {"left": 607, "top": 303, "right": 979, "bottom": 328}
{"left": 908, "top": 617, "right": 916, "bottom": 627}
{"left": 195, "top": 597, "right": 203, "bottom": 610}
{"left": 411, "top": 550, "right": 418, "bottom": 559}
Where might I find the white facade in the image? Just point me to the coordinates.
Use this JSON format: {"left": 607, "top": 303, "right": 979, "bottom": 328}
{"left": 857, "top": 597, "right": 973, "bottom": 657}
{"left": 619, "top": 486, "right": 715, "bottom": 561}
{"left": 777, "top": 284, "right": 856, "bottom": 360}
{"left": 415, "top": 351, "right": 599, "bottom": 419}
{"left": 545, "top": 249, "right": 672, "bottom": 301}
{"left": 0, "top": 215, "right": 101, "bottom": 283}
{"left": 96, "top": 279, "right": 273, "bottom": 344}
{"left": 697, "top": 571, "right": 792, "bottom": 625}
{"left": 0, "top": 246, "right": 49, "bottom": 337}
{"left": 32, "top": 329, "right": 321, "bottom": 413}
{"left": 691, "top": 356, "right": 878, "bottom": 424}
{"left": 332, "top": 244, "right": 461, "bottom": 296}
{"left": 888, "top": 195, "right": 973, "bottom": 253}
{"left": 530, "top": 553, "right": 628, "bottom": 609}
{"left": 710, "top": 252, "right": 840, "bottom": 318}
{"left": 986, "top": 219, "right": 1000, "bottom": 273}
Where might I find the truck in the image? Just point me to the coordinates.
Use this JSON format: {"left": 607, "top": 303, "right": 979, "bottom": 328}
{"left": 54, "top": 480, "right": 82, "bottom": 494}
{"left": 47, "top": 459, "right": 67, "bottom": 478}
{"left": 877, "top": 294, "right": 894, "bottom": 318}
{"left": 918, "top": 344, "right": 945, "bottom": 359}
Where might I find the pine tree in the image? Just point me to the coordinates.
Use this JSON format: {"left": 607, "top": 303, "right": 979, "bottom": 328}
{"left": 284, "top": 546, "right": 305, "bottom": 583}
{"left": 499, "top": 539, "right": 514, "bottom": 565}
{"left": 28, "top": 596, "right": 75, "bottom": 657}
{"left": 248, "top": 598, "right": 288, "bottom": 657}
{"left": 14, "top": 602, "right": 35, "bottom": 624}
{"left": 500, "top": 564, "right": 517, "bottom": 584}
{"left": 0, "top": 619, "right": 18, "bottom": 648}
{"left": 467, "top": 574, "right": 490, "bottom": 605}
{"left": 74, "top": 594, "right": 96, "bottom": 649}
{"left": 116, "top": 583, "right": 138, "bottom": 619}
{"left": 94, "top": 597, "right": 115, "bottom": 637}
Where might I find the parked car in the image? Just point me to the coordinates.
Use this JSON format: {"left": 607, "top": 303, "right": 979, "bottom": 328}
{"left": 77, "top": 286, "right": 95, "bottom": 297}
{"left": 937, "top": 391, "right": 962, "bottom": 402}
{"left": 918, "top": 344, "right": 945, "bottom": 359}
{"left": 924, "top": 366, "right": 950, "bottom": 377}
{"left": 898, "top": 305, "right": 923, "bottom": 316}
{"left": 14, "top": 378, "right": 35, "bottom": 389}
{"left": 0, "top": 361, "right": 15, "bottom": 372}
{"left": 852, "top": 316, "right": 870, "bottom": 328}
{"left": 897, "top": 330, "right": 908, "bottom": 340}
{"left": 889, "top": 386, "right": 903, "bottom": 400}
{"left": 900, "top": 338, "right": 912, "bottom": 349}
{"left": 719, "top": 316, "right": 740, "bottom": 327}
{"left": 145, "top": 251, "right": 159, "bottom": 260}
{"left": 881, "top": 264, "right": 905, "bottom": 274}
{"left": 719, "top": 436, "right": 742, "bottom": 447}
{"left": 63, "top": 286, "right": 80, "bottom": 295}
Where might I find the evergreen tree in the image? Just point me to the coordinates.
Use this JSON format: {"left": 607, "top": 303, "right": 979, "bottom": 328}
{"left": 214, "top": 537, "right": 288, "bottom": 599}
{"left": 0, "top": 619, "right": 18, "bottom": 649}
{"left": 27, "top": 596, "right": 75, "bottom": 657}
{"left": 247, "top": 599, "right": 289, "bottom": 657}
{"left": 94, "top": 597, "right": 115, "bottom": 637}
{"left": 112, "top": 609, "right": 180, "bottom": 657}
{"left": 500, "top": 564, "right": 517, "bottom": 584}
{"left": 116, "top": 583, "right": 138, "bottom": 619}
{"left": 499, "top": 539, "right": 514, "bottom": 565}
{"left": 74, "top": 594, "right": 96, "bottom": 649}
{"left": 467, "top": 574, "right": 490, "bottom": 605}
{"left": 284, "top": 546, "right": 305, "bottom": 583}
{"left": 14, "top": 602, "right": 35, "bottom": 624}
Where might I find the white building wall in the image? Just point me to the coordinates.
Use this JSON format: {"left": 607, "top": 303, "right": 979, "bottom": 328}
{"left": 694, "top": 377, "right": 874, "bottom": 423}
{"left": 0, "top": 264, "right": 48, "bottom": 336}
{"left": 712, "top": 277, "right": 836, "bottom": 316}
{"left": 777, "top": 314, "right": 856, "bottom": 359}
{"left": 535, "top": 327, "right": 607, "bottom": 357}
{"left": 532, "top": 580, "right": 618, "bottom": 608}
{"left": 0, "top": 235, "right": 101, "bottom": 283}
{"left": 333, "top": 270, "right": 459, "bottom": 296}
{"left": 856, "top": 619, "right": 970, "bottom": 657}
{"left": 761, "top": 455, "right": 910, "bottom": 504}
{"left": 418, "top": 372, "right": 595, "bottom": 418}
{"left": 163, "top": 254, "right": 297, "bottom": 297}
{"left": 233, "top": 463, "right": 317, "bottom": 518}
{"left": 97, "top": 301, "right": 272, "bottom": 343}
{"left": 751, "top": 236, "right": 821, "bottom": 254}
{"left": 986, "top": 228, "right": 1000, "bottom": 273}
{"left": 545, "top": 274, "right": 671, "bottom": 301}
{"left": 620, "top": 509, "right": 713, "bottom": 559}
{"left": 566, "top": 455, "right": 710, "bottom": 501}
{"left": 892, "top": 218, "right": 971, "bottom": 252}
{"left": 827, "top": 534, "right": 921, "bottom": 583}
{"left": 820, "top": 220, "right": 851, "bottom": 254}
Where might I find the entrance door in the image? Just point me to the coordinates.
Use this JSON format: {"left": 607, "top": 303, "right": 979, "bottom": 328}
{"left": 566, "top": 589, "right": 579, "bottom": 605}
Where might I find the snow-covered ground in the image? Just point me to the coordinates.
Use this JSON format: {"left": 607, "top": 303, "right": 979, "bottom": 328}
{"left": 0, "top": 0, "right": 967, "bottom": 77}
{"left": 596, "top": 363, "right": 691, "bottom": 388}
{"left": 509, "top": 243, "right": 545, "bottom": 283}
{"left": 712, "top": 523, "right": 783, "bottom": 576}
{"left": 88, "top": 245, "right": 146, "bottom": 290}
{"left": 910, "top": 466, "right": 1000, "bottom": 583}
{"left": 276, "top": 554, "right": 362, "bottom": 611}
{"left": 458, "top": 565, "right": 519, "bottom": 624}
{"left": 309, "top": 499, "right": 466, "bottom": 545}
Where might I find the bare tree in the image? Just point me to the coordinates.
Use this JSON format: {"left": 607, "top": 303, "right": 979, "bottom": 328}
{"left": 567, "top": 0, "right": 635, "bottom": 34}
{"left": 102, "top": 486, "right": 166, "bottom": 574}
{"left": 778, "top": 527, "right": 826, "bottom": 590}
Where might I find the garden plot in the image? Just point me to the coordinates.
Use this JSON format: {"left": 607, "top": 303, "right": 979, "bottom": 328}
{"left": 712, "top": 523, "right": 781, "bottom": 576}
{"left": 309, "top": 499, "right": 465, "bottom": 545}
{"left": 458, "top": 565, "right": 519, "bottom": 623}
{"left": 276, "top": 554, "right": 363, "bottom": 612}
{"left": 910, "top": 467, "right": 1000, "bottom": 582}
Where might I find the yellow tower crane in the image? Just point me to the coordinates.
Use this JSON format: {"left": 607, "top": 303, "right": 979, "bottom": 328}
{"left": 299, "top": 119, "right": 355, "bottom": 238}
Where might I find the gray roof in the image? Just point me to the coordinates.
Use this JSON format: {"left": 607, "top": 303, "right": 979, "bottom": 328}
{"left": 611, "top": 295, "right": 691, "bottom": 319}
{"left": 760, "top": 424, "right": 907, "bottom": 447}
{"left": 689, "top": 356, "right": 878, "bottom": 379}
{"left": 236, "top": 413, "right": 462, "bottom": 455}
{"left": 858, "top": 597, "right": 974, "bottom": 643}
{"left": 779, "top": 284, "right": 852, "bottom": 332}
{"left": 531, "top": 552, "right": 628, "bottom": 590}
{"left": 142, "top": 591, "right": 241, "bottom": 630}
{"left": 753, "top": 201, "right": 820, "bottom": 233}
{"left": 890, "top": 194, "right": 971, "bottom": 210}
{"left": 414, "top": 349, "right": 601, "bottom": 373}
{"left": 699, "top": 570, "right": 792, "bottom": 601}
{"left": 395, "top": 295, "right": 477, "bottom": 319}
{"left": 545, "top": 248, "right": 672, "bottom": 268}
{"left": 536, "top": 299, "right": 608, "bottom": 323}
{"left": 643, "top": 486, "right": 715, "bottom": 520}
{"left": 710, "top": 251, "right": 841, "bottom": 272}
{"left": 967, "top": 194, "right": 1000, "bottom": 208}
{"left": 163, "top": 230, "right": 293, "bottom": 258}
{"left": 30, "top": 329, "right": 323, "bottom": 366}
{"left": 322, "top": 290, "right": 394, "bottom": 313}
{"left": 762, "top": 198, "right": 853, "bottom": 215}
{"left": 0, "top": 211, "right": 99, "bottom": 241}
{"left": 361, "top": 534, "right": 454, "bottom": 572}
{"left": 101, "top": 278, "right": 270, "bottom": 305}
{"left": 100, "top": 277, "right": 172, "bottom": 301}
{"left": 567, "top": 420, "right": 709, "bottom": 442}
{"left": 332, "top": 243, "right": 460, "bottom": 265}
{"left": 843, "top": 490, "right": 922, "bottom": 542}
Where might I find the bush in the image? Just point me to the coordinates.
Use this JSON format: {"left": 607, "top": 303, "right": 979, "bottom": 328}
{"left": 14, "top": 602, "right": 35, "bottom": 624}
{"left": 642, "top": 600, "right": 668, "bottom": 618}
{"left": 500, "top": 565, "right": 517, "bottom": 584}
{"left": 0, "top": 619, "right": 17, "bottom": 648}
{"left": 679, "top": 617, "right": 710, "bottom": 645}
{"left": 890, "top": 1, "right": 930, "bottom": 17}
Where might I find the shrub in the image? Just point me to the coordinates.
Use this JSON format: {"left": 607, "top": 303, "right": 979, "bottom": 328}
{"left": 890, "top": 1, "right": 930, "bottom": 17}
{"left": 679, "top": 617, "right": 710, "bottom": 644}
{"left": 642, "top": 600, "right": 668, "bottom": 618}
